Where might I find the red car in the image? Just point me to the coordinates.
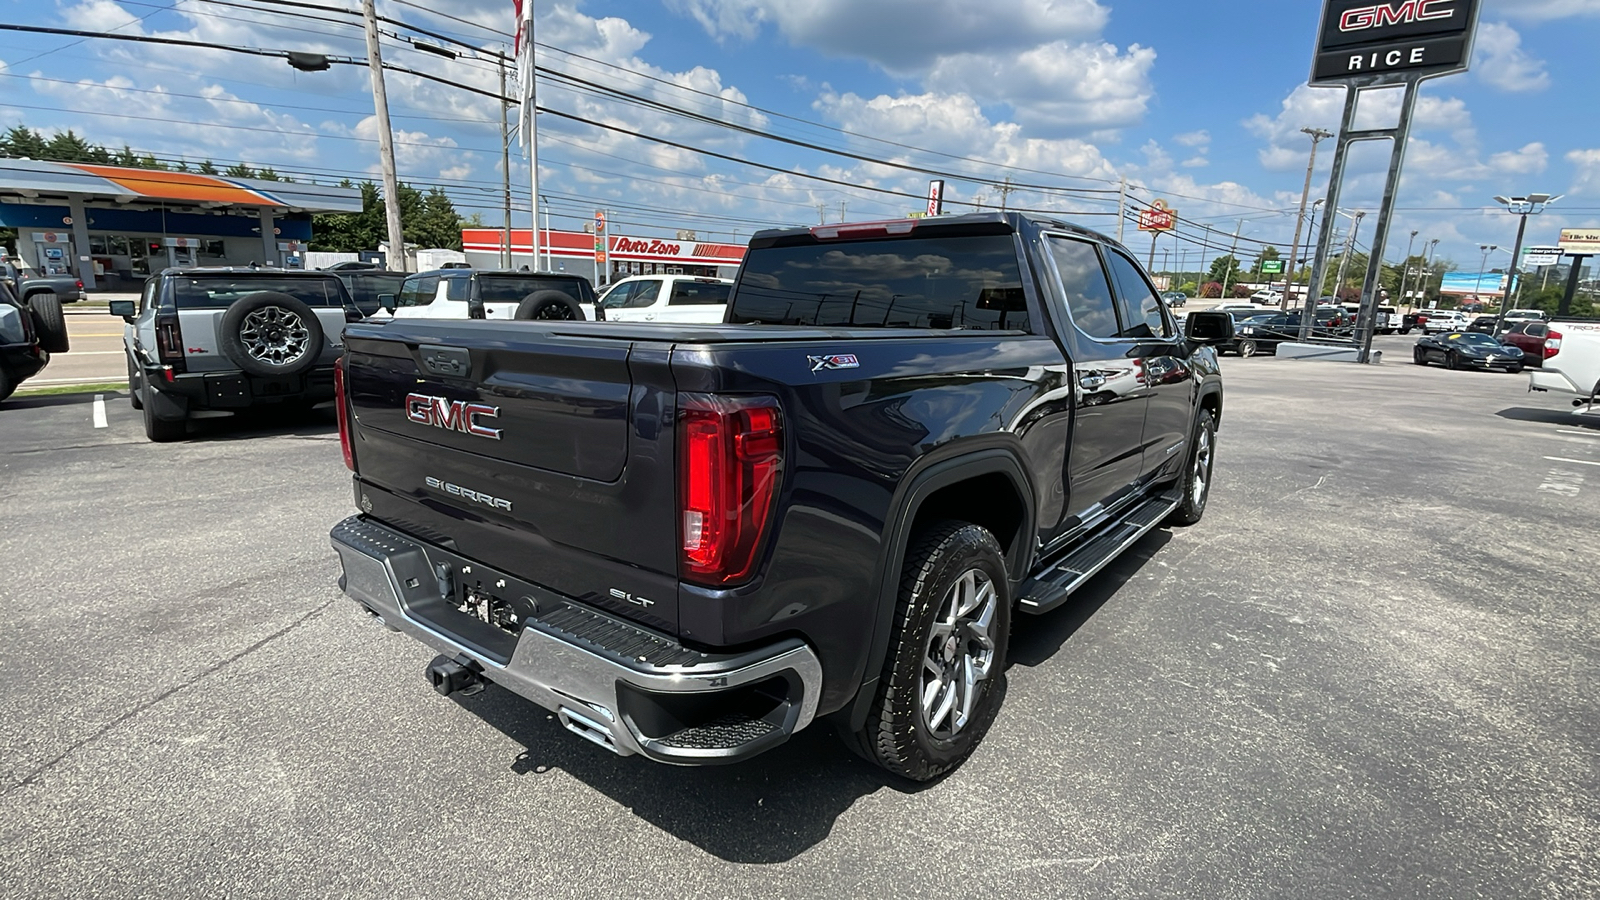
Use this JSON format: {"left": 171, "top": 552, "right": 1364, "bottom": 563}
{"left": 1501, "top": 320, "right": 1558, "bottom": 367}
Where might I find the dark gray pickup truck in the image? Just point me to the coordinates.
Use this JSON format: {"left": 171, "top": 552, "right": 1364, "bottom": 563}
{"left": 329, "top": 213, "right": 1234, "bottom": 780}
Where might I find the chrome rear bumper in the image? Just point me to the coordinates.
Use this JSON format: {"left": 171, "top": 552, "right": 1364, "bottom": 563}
{"left": 330, "top": 515, "right": 822, "bottom": 765}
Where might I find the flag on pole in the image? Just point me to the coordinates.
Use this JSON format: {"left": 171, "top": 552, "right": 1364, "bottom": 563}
{"left": 512, "top": 0, "right": 535, "bottom": 152}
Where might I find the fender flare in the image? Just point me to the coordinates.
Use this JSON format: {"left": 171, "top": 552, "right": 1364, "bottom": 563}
{"left": 836, "top": 440, "right": 1038, "bottom": 731}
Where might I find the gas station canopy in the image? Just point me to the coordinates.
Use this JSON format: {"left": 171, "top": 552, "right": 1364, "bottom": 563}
{"left": 0, "top": 158, "right": 362, "bottom": 290}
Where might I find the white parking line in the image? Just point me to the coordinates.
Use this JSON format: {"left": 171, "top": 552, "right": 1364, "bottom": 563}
{"left": 92, "top": 394, "right": 107, "bottom": 429}
{"left": 1557, "top": 430, "right": 1600, "bottom": 439}
{"left": 1544, "top": 456, "right": 1600, "bottom": 468}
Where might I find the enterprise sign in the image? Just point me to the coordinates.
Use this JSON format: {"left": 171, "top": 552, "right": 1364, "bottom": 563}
{"left": 1312, "top": 0, "right": 1479, "bottom": 84}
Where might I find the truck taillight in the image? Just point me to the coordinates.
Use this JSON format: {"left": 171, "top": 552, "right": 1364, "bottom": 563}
{"left": 334, "top": 356, "right": 355, "bottom": 471}
{"left": 155, "top": 313, "right": 186, "bottom": 371}
{"left": 679, "top": 394, "right": 783, "bottom": 586}
{"left": 1545, "top": 329, "right": 1562, "bottom": 360}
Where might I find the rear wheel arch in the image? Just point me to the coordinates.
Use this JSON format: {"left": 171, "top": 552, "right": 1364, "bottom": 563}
{"left": 836, "top": 444, "right": 1037, "bottom": 732}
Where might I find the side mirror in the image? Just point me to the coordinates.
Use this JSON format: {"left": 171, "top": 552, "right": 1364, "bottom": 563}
{"left": 1184, "top": 311, "right": 1235, "bottom": 345}
{"left": 108, "top": 300, "right": 136, "bottom": 321}
{"left": 376, "top": 293, "right": 396, "bottom": 313}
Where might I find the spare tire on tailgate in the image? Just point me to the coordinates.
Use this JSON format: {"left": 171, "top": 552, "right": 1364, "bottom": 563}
{"left": 218, "top": 291, "right": 324, "bottom": 378}
{"left": 28, "top": 291, "right": 69, "bottom": 354}
{"left": 514, "top": 290, "right": 584, "bottom": 321}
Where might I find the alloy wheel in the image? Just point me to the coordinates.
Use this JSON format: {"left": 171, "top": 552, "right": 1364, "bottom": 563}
{"left": 920, "top": 568, "right": 999, "bottom": 741}
{"left": 239, "top": 306, "right": 311, "bottom": 367}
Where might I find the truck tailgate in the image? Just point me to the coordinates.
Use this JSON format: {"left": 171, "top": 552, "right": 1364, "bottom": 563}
{"left": 342, "top": 319, "right": 681, "bottom": 634}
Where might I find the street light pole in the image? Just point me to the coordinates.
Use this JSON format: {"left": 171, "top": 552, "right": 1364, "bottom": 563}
{"left": 1492, "top": 194, "right": 1560, "bottom": 334}
{"left": 1396, "top": 229, "right": 1417, "bottom": 311}
{"left": 361, "top": 0, "right": 407, "bottom": 273}
{"left": 1475, "top": 244, "right": 1496, "bottom": 306}
{"left": 1283, "top": 127, "right": 1332, "bottom": 310}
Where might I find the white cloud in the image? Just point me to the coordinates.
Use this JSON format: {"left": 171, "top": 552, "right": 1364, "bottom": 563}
{"left": 1473, "top": 22, "right": 1551, "bottom": 92}
{"left": 1564, "top": 149, "right": 1600, "bottom": 195}
{"left": 1174, "top": 130, "right": 1210, "bottom": 148}
{"left": 1487, "top": 0, "right": 1600, "bottom": 21}
{"left": 669, "top": 0, "right": 1109, "bottom": 70}
{"left": 923, "top": 40, "right": 1156, "bottom": 134}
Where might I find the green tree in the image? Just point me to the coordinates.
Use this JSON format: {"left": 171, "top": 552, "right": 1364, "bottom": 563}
{"left": 0, "top": 125, "right": 48, "bottom": 159}
{"left": 44, "top": 129, "right": 97, "bottom": 162}
{"left": 255, "top": 167, "right": 286, "bottom": 182}
{"left": 1207, "top": 255, "right": 1242, "bottom": 286}
{"left": 412, "top": 187, "right": 464, "bottom": 250}
{"left": 223, "top": 162, "right": 256, "bottom": 178}
{"left": 198, "top": 159, "right": 219, "bottom": 174}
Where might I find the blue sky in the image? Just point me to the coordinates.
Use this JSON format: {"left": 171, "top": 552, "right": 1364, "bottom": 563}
{"left": 2, "top": 0, "right": 1598, "bottom": 275}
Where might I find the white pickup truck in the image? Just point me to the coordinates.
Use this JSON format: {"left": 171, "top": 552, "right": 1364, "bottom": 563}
{"left": 1528, "top": 318, "right": 1600, "bottom": 407}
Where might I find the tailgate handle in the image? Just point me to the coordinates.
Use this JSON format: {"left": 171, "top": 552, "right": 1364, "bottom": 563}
{"left": 420, "top": 345, "right": 472, "bottom": 379}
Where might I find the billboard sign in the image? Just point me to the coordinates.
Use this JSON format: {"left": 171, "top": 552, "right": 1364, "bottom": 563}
{"left": 1522, "top": 246, "right": 1563, "bottom": 267}
{"left": 593, "top": 209, "right": 608, "bottom": 267}
{"left": 1260, "top": 259, "right": 1285, "bottom": 275}
{"left": 1311, "top": 0, "right": 1479, "bottom": 85}
{"left": 1137, "top": 200, "right": 1177, "bottom": 232}
{"left": 1559, "top": 229, "right": 1600, "bottom": 256}
{"left": 927, "top": 180, "right": 945, "bottom": 217}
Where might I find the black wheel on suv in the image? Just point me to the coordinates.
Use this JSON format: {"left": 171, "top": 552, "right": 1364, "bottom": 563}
{"left": 514, "top": 290, "right": 584, "bottom": 321}
{"left": 848, "top": 520, "right": 1010, "bottom": 782}
{"left": 141, "top": 384, "right": 185, "bottom": 442}
{"left": 28, "top": 291, "right": 69, "bottom": 354}
{"left": 1168, "top": 408, "right": 1216, "bottom": 526}
{"left": 218, "top": 292, "right": 324, "bottom": 378}
{"left": 0, "top": 367, "right": 14, "bottom": 404}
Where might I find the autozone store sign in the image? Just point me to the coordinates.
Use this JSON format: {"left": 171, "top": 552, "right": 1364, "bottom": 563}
{"left": 460, "top": 228, "right": 746, "bottom": 266}
{"left": 1312, "top": 0, "right": 1479, "bottom": 84}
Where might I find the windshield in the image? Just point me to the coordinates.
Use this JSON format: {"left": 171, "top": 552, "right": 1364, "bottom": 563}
{"left": 478, "top": 275, "right": 593, "bottom": 305}
{"left": 1448, "top": 333, "right": 1500, "bottom": 346}
{"left": 728, "top": 234, "right": 1029, "bottom": 330}
{"left": 171, "top": 276, "right": 345, "bottom": 309}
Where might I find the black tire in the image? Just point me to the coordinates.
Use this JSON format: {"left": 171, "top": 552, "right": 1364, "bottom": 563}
{"left": 1168, "top": 408, "right": 1217, "bottom": 526}
{"left": 846, "top": 521, "right": 1011, "bottom": 782}
{"left": 1237, "top": 340, "right": 1258, "bottom": 358}
{"left": 513, "top": 290, "right": 584, "bottom": 321}
{"left": 127, "top": 352, "right": 144, "bottom": 409}
{"left": 1413, "top": 347, "right": 1427, "bottom": 366}
{"left": 218, "top": 292, "right": 324, "bottom": 378}
{"left": 0, "top": 367, "right": 14, "bottom": 404}
{"left": 1446, "top": 351, "right": 1460, "bottom": 370}
{"left": 28, "top": 291, "right": 69, "bottom": 354}
{"left": 1508, "top": 365, "right": 1524, "bottom": 375}
{"left": 141, "top": 385, "right": 185, "bottom": 442}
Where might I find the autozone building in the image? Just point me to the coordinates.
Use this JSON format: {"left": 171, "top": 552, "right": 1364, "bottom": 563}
{"left": 462, "top": 228, "right": 745, "bottom": 282}
{"left": 0, "top": 158, "right": 361, "bottom": 291}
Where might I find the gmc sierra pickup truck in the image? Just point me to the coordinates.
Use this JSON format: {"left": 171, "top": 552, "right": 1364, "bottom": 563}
{"left": 329, "top": 213, "right": 1234, "bottom": 780}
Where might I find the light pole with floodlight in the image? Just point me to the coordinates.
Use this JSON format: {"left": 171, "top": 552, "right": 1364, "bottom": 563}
{"left": 1492, "top": 193, "right": 1560, "bottom": 333}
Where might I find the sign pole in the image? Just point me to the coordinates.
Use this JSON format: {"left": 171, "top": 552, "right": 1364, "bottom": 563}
{"left": 1300, "top": 84, "right": 1360, "bottom": 342}
{"left": 1354, "top": 78, "right": 1419, "bottom": 364}
{"left": 1559, "top": 255, "right": 1589, "bottom": 317}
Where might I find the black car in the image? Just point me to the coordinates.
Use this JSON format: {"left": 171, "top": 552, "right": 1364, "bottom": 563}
{"left": 0, "top": 279, "right": 69, "bottom": 402}
{"left": 1413, "top": 331, "right": 1526, "bottom": 372}
{"left": 1232, "top": 308, "right": 1350, "bottom": 357}
{"left": 1466, "top": 315, "right": 1502, "bottom": 334}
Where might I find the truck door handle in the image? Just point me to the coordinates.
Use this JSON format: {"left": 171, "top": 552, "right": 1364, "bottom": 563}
{"left": 1078, "top": 373, "right": 1105, "bottom": 390}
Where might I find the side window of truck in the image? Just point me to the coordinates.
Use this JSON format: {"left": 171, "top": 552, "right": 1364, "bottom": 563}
{"left": 397, "top": 275, "right": 439, "bottom": 308}
{"left": 1045, "top": 236, "right": 1120, "bottom": 340}
{"left": 618, "top": 281, "right": 660, "bottom": 309}
{"left": 1104, "top": 250, "right": 1170, "bottom": 339}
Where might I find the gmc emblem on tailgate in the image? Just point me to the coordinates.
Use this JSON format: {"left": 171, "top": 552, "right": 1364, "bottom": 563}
{"left": 405, "top": 393, "right": 502, "bottom": 440}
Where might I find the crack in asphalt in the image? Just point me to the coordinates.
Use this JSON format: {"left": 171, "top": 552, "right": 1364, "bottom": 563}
{"left": 2, "top": 598, "right": 336, "bottom": 796}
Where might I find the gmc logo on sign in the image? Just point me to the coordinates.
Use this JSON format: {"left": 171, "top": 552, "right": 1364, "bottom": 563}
{"left": 1340, "top": 0, "right": 1454, "bottom": 32}
{"left": 405, "top": 393, "right": 502, "bottom": 440}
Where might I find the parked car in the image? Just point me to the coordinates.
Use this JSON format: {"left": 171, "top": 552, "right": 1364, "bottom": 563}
{"left": 1421, "top": 310, "right": 1472, "bottom": 334}
{"left": 1467, "top": 315, "right": 1500, "bottom": 334}
{"left": 1501, "top": 319, "right": 1555, "bottom": 367}
{"left": 332, "top": 269, "right": 407, "bottom": 318}
{"left": 1161, "top": 290, "right": 1187, "bottom": 309}
{"left": 1250, "top": 289, "right": 1282, "bottom": 304}
{"left": 1527, "top": 317, "right": 1600, "bottom": 405}
{"left": 387, "top": 269, "right": 597, "bottom": 321}
{"left": 0, "top": 278, "right": 69, "bottom": 402}
{"left": 111, "top": 268, "right": 361, "bottom": 441}
{"left": 1, "top": 261, "right": 84, "bottom": 303}
{"left": 594, "top": 274, "right": 733, "bottom": 323}
{"left": 1413, "top": 331, "right": 1526, "bottom": 372}
{"left": 1232, "top": 308, "right": 1349, "bottom": 356}
{"left": 1502, "top": 308, "right": 1547, "bottom": 325}
{"left": 329, "top": 212, "right": 1235, "bottom": 780}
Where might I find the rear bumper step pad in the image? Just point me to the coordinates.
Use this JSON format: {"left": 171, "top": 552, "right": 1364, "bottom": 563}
{"left": 330, "top": 515, "right": 822, "bottom": 765}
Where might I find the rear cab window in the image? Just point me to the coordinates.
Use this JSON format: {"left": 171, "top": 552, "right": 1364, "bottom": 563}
{"left": 478, "top": 275, "right": 594, "bottom": 306}
{"left": 1045, "top": 236, "right": 1118, "bottom": 339}
{"left": 727, "top": 234, "right": 1029, "bottom": 330}
{"left": 668, "top": 280, "right": 732, "bottom": 306}
{"left": 397, "top": 275, "right": 439, "bottom": 308}
{"left": 171, "top": 276, "right": 346, "bottom": 310}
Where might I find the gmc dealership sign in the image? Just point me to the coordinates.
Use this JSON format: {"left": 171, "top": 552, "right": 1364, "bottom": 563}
{"left": 1312, "top": 0, "right": 1478, "bottom": 84}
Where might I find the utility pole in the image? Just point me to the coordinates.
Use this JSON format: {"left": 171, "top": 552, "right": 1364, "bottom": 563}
{"left": 542, "top": 196, "right": 552, "bottom": 272}
{"left": 998, "top": 176, "right": 1016, "bottom": 212}
{"left": 1395, "top": 229, "right": 1417, "bottom": 313}
{"left": 1116, "top": 176, "right": 1128, "bottom": 244}
{"left": 1283, "top": 127, "right": 1332, "bottom": 310}
{"left": 838, "top": 201, "right": 847, "bottom": 223}
{"left": 497, "top": 59, "right": 512, "bottom": 269}
{"left": 816, "top": 203, "right": 827, "bottom": 225}
{"left": 361, "top": 0, "right": 407, "bottom": 272}
{"left": 514, "top": 0, "right": 539, "bottom": 272}
{"left": 1199, "top": 224, "right": 1214, "bottom": 297}
{"left": 1219, "top": 220, "right": 1243, "bottom": 301}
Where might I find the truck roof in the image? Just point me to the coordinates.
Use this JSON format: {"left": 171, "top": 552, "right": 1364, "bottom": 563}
{"left": 747, "top": 211, "right": 1121, "bottom": 253}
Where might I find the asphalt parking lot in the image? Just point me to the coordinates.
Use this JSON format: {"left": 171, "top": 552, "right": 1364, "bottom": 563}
{"left": 2, "top": 338, "right": 1597, "bottom": 899}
